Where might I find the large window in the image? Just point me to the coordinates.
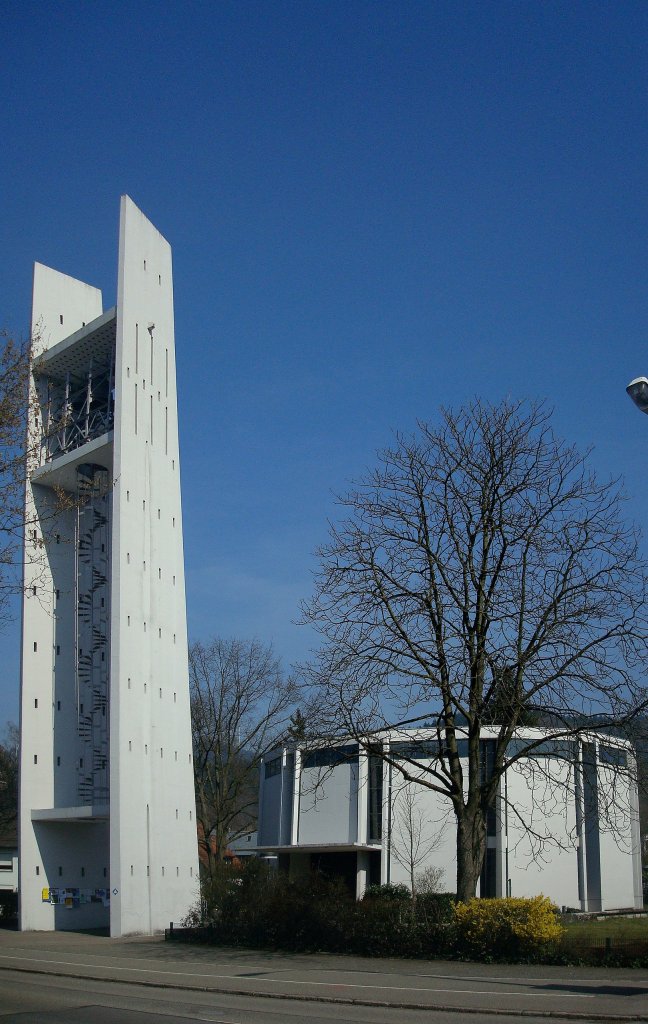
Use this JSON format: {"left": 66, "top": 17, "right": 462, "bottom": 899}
{"left": 302, "top": 744, "right": 358, "bottom": 769}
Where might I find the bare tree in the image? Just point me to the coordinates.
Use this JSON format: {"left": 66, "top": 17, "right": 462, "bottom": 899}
{"left": 390, "top": 782, "right": 444, "bottom": 902}
{"left": 0, "top": 328, "right": 77, "bottom": 623}
{"left": 190, "top": 637, "right": 297, "bottom": 879}
{"left": 0, "top": 722, "right": 18, "bottom": 836}
{"left": 0, "top": 331, "right": 32, "bottom": 623}
{"left": 302, "top": 399, "right": 648, "bottom": 901}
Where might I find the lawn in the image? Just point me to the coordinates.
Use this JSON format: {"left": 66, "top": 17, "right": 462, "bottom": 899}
{"left": 561, "top": 915, "right": 648, "bottom": 959}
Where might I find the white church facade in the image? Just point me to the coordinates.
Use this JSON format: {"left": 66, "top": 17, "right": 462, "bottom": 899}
{"left": 19, "top": 196, "right": 199, "bottom": 935}
{"left": 257, "top": 728, "right": 643, "bottom": 911}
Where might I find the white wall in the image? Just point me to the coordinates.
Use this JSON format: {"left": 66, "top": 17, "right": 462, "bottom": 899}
{"left": 20, "top": 268, "right": 105, "bottom": 931}
{"left": 387, "top": 773, "right": 455, "bottom": 893}
{"left": 504, "top": 757, "right": 580, "bottom": 908}
{"left": 298, "top": 763, "right": 359, "bottom": 845}
{"left": 110, "top": 196, "right": 198, "bottom": 935}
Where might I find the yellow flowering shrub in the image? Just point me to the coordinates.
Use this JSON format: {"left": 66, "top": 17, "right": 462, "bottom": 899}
{"left": 454, "top": 896, "right": 564, "bottom": 958}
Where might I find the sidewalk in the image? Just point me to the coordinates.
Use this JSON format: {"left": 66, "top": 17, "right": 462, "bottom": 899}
{"left": 0, "top": 927, "right": 647, "bottom": 1020}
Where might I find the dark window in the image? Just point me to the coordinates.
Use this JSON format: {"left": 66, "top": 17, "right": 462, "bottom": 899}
{"left": 391, "top": 740, "right": 439, "bottom": 761}
{"left": 599, "top": 745, "right": 627, "bottom": 768}
{"left": 302, "top": 744, "right": 359, "bottom": 769}
{"left": 507, "top": 738, "right": 576, "bottom": 761}
{"left": 264, "top": 757, "right": 281, "bottom": 779}
{"left": 368, "top": 752, "right": 383, "bottom": 842}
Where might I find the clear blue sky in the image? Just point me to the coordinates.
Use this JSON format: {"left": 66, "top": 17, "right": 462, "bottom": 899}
{"left": 2, "top": 1, "right": 648, "bottom": 727}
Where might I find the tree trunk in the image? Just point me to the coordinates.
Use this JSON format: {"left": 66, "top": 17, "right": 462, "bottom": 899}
{"left": 455, "top": 809, "right": 486, "bottom": 902}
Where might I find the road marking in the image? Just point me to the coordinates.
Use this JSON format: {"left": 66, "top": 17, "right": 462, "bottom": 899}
{"left": 0, "top": 954, "right": 594, "bottom": 999}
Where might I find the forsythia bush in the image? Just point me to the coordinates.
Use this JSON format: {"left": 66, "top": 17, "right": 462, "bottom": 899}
{"left": 454, "top": 896, "right": 564, "bottom": 959}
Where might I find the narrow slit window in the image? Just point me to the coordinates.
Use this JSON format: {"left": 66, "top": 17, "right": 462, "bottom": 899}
{"left": 33, "top": 642, "right": 37, "bottom": 652}
{"left": 59, "top": 314, "right": 63, "bottom": 324}
{"left": 34, "top": 699, "right": 38, "bottom": 708}
{"left": 33, "top": 754, "right": 37, "bottom": 764}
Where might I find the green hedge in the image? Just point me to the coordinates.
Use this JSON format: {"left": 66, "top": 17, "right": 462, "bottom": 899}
{"left": 182, "top": 862, "right": 570, "bottom": 962}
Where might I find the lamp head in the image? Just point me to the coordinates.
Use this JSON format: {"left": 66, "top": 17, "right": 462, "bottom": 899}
{"left": 626, "top": 377, "right": 648, "bottom": 414}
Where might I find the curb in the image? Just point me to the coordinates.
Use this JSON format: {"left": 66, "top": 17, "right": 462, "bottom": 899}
{"left": 0, "top": 961, "right": 646, "bottom": 1022}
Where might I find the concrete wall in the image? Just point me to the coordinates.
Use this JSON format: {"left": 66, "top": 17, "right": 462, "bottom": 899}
{"left": 386, "top": 772, "right": 455, "bottom": 893}
{"left": 504, "top": 757, "right": 580, "bottom": 907}
{"left": 20, "top": 268, "right": 105, "bottom": 931}
{"left": 298, "top": 762, "right": 359, "bottom": 845}
{"left": 110, "top": 196, "right": 198, "bottom": 934}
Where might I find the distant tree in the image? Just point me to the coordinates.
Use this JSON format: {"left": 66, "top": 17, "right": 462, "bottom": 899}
{"left": 302, "top": 399, "right": 648, "bottom": 901}
{"left": 0, "top": 722, "right": 18, "bottom": 836}
{"left": 190, "top": 637, "right": 297, "bottom": 880}
{"left": 287, "top": 709, "right": 308, "bottom": 742}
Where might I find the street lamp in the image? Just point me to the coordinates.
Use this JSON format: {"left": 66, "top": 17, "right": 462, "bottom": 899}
{"left": 626, "top": 377, "right": 648, "bottom": 414}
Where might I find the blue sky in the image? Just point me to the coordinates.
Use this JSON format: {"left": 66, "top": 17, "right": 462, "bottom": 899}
{"left": 2, "top": 1, "right": 648, "bottom": 726}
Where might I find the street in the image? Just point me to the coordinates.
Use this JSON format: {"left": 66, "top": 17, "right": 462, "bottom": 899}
{"left": 0, "top": 929, "right": 646, "bottom": 1022}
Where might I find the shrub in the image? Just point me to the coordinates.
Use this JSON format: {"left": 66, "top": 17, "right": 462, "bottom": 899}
{"left": 362, "top": 882, "right": 411, "bottom": 902}
{"left": 454, "top": 896, "right": 564, "bottom": 959}
{"left": 415, "top": 865, "right": 445, "bottom": 895}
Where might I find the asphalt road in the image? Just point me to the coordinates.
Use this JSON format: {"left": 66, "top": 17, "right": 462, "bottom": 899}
{"left": 0, "top": 928, "right": 646, "bottom": 1022}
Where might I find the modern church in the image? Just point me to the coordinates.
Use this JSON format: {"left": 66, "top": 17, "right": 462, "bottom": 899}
{"left": 19, "top": 197, "right": 199, "bottom": 935}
